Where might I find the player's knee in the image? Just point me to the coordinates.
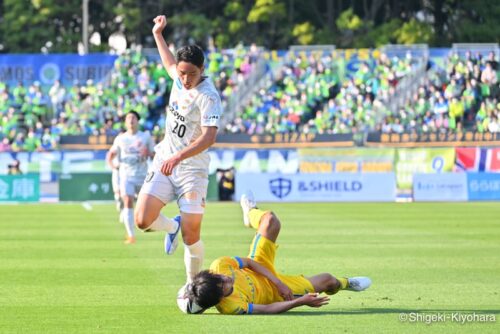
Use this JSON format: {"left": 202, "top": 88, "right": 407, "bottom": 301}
{"left": 134, "top": 210, "right": 152, "bottom": 230}
{"left": 261, "top": 212, "right": 280, "bottom": 234}
{"left": 178, "top": 192, "right": 205, "bottom": 215}
{"left": 326, "top": 274, "right": 341, "bottom": 293}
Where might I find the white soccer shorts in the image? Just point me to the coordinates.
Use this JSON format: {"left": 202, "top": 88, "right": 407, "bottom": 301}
{"left": 139, "top": 155, "right": 208, "bottom": 214}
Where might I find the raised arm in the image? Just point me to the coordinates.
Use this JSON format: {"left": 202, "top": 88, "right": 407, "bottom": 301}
{"left": 106, "top": 149, "right": 117, "bottom": 169}
{"left": 152, "top": 15, "right": 177, "bottom": 79}
{"left": 106, "top": 138, "right": 119, "bottom": 169}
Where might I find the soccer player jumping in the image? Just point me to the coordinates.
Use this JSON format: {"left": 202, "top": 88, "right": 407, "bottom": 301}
{"left": 134, "top": 15, "right": 222, "bottom": 283}
{"left": 186, "top": 192, "right": 372, "bottom": 314}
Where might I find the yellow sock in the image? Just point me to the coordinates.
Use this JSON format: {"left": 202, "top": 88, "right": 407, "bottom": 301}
{"left": 338, "top": 277, "right": 348, "bottom": 290}
{"left": 248, "top": 208, "right": 267, "bottom": 230}
{"left": 325, "top": 277, "right": 349, "bottom": 295}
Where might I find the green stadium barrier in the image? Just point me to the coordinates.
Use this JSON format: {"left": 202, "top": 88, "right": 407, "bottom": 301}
{"left": 207, "top": 173, "right": 219, "bottom": 201}
{"left": 59, "top": 173, "right": 219, "bottom": 202}
{"left": 0, "top": 174, "right": 40, "bottom": 202}
{"left": 59, "top": 173, "right": 113, "bottom": 201}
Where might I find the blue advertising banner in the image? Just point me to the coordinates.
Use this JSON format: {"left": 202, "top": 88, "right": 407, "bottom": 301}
{"left": 0, "top": 150, "right": 109, "bottom": 182}
{"left": 0, "top": 174, "right": 40, "bottom": 202}
{"left": 413, "top": 173, "right": 468, "bottom": 202}
{"left": 235, "top": 173, "right": 396, "bottom": 202}
{"left": 467, "top": 173, "right": 500, "bottom": 201}
{"left": 0, "top": 54, "right": 117, "bottom": 86}
{"left": 208, "top": 149, "right": 298, "bottom": 174}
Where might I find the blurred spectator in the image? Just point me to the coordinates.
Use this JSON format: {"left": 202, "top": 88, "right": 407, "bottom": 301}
{"left": 226, "top": 51, "right": 415, "bottom": 135}
{"left": 216, "top": 167, "right": 235, "bottom": 201}
{"left": 7, "top": 159, "right": 22, "bottom": 175}
{"left": 380, "top": 51, "right": 500, "bottom": 134}
{"left": 0, "top": 138, "right": 11, "bottom": 152}
{"left": 3, "top": 47, "right": 498, "bottom": 150}
{"left": 0, "top": 46, "right": 259, "bottom": 152}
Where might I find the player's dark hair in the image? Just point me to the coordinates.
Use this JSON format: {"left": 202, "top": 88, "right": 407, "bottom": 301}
{"left": 187, "top": 270, "right": 224, "bottom": 309}
{"left": 176, "top": 45, "right": 205, "bottom": 68}
{"left": 126, "top": 110, "right": 141, "bottom": 121}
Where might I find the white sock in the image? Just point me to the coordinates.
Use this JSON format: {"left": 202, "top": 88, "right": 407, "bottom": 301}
{"left": 114, "top": 194, "right": 122, "bottom": 212}
{"left": 146, "top": 213, "right": 177, "bottom": 233}
{"left": 184, "top": 240, "right": 204, "bottom": 283}
{"left": 123, "top": 208, "right": 135, "bottom": 237}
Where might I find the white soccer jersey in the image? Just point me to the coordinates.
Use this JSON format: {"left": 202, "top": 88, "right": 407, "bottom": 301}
{"left": 110, "top": 131, "right": 155, "bottom": 178}
{"left": 155, "top": 75, "right": 222, "bottom": 170}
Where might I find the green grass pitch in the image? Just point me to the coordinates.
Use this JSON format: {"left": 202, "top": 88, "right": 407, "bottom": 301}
{"left": 1, "top": 202, "right": 499, "bottom": 333}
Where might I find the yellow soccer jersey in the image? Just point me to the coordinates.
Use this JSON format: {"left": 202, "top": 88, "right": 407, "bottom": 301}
{"left": 209, "top": 256, "right": 283, "bottom": 315}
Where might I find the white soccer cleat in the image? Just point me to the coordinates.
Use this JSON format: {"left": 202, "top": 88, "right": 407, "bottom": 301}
{"left": 240, "top": 191, "right": 256, "bottom": 228}
{"left": 347, "top": 277, "right": 372, "bottom": 291}
{"left": 164, "top": 215, "right": 181, "bottom": 255}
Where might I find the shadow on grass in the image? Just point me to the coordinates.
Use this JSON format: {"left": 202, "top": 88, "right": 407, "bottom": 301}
{"left": 200, "top": 308, "right": 500, "bottom": 316}
{"left": 282, "top": 308, "right": 500, "bottom": 316}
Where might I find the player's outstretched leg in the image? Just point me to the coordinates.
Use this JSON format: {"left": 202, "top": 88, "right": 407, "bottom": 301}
{"left": 180, "top": 212, "right": 204, "bottom": 284}
{"left": 240, "top": 191, "right": 256, "bottom": 227}
{"left": 240, "top": 192, "right": 280, "bottom": 242}
{"left": 307, "top": 273, "right": 371, "bottom": 295}
{"left": 135, "top": 193, "right": 180, "bottom": 253}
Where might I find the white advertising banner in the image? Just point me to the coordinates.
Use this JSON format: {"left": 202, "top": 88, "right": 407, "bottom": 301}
{"left": 413, "top": 173, "right": 468, "bottom": 201}
{"left": 235, "top": 173, "right": 396, "bottom": 202}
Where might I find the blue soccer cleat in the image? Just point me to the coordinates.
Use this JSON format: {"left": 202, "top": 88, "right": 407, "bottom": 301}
{"left": 164, "top": 215, "right": 181, "bottom": 255}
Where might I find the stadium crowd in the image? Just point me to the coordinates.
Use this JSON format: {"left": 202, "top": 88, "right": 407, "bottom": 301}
{"left": 377, "top": 51, "right": 499, "bottom": 134}
{"left": 1, "top": 47, "right": 499, "bottom": 152}
{"left": 0, "top": 44, "right": 259, "bottom": 152}
{"left": 224, "top": 51, "right": 416, "bottom": 135}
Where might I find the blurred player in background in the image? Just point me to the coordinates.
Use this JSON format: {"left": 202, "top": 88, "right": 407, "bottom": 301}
{"left": 134, "top": 15, "right": 222, "bottom": 285}
{"left": 111, "top": 155, "right": 123, "bottom": 221}
{"left": 186, "top": 192, "right": 372, "bottom": 314}
{"left": 106, "top": 111, "right": 155, "bottom": 244}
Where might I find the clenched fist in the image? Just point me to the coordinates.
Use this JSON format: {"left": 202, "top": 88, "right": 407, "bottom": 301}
{"left": 152, "top": 15, "right": 167, "bottom": 35}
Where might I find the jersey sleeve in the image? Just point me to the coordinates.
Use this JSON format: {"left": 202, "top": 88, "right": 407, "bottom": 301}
{"left": 109, "top": 135, "right": 121, "bottom": 154}
{"left": 216, "top": 296, "right": 250, "bottom": 315}
{"left": 198, "top": 93, "right": 222, "bottom": 128}
{"left": 209, "top": 256, "right": 240, "bottom": 275}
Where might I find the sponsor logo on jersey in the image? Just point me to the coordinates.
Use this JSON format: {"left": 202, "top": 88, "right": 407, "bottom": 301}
{"left": 203, "top": 114, "right": 219, "bottom": 120}
{"left": 171, "top": 109, "right": 186, "bottom": 122}
{"left": 170, "top": 101, "right": 179, "bottom": 111}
